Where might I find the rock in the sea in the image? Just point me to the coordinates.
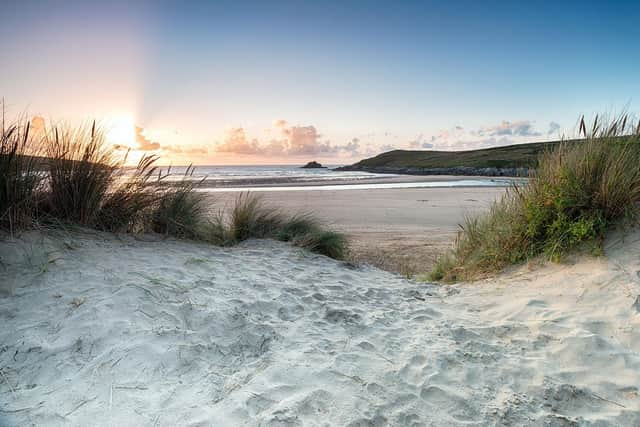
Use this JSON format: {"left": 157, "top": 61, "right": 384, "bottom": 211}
{"left": 301, "top": 161, "right": 326, "bottom": 169}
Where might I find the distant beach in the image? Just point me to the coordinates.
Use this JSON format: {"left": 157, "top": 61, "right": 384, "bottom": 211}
{"left": 168, "top": 165, "right": 514, "bottom": 276}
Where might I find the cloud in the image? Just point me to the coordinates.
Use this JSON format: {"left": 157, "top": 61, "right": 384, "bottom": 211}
{"left": 547, "top": 121, "right": 561, "bottom": 135}
{"left": 215, "top": 127, "right": 263, "bottom": 155}
{"left": 380, "top": 144, "right": 398, "bottom": 152}
{"left": 483, "top": 120, "right": 541, "bottom": 137}
{"left": 418, "top": 119, "right": 559, "bottom": 151}
{"left": 30, "top": 116, "right": 46, "bottom": 133}
{"left": 163, "top": 145, "right": 208, "bottom": 155}
{"left": 215, "top": 122, "right": 342, "bottom": 157}
{"left": 286, "top": 125, "right": 336, "bottom": 155}
{"left": 135, "top": 126, "right": 161, "bottom": 151}
{"left": 342, "top": 137, "right": 360, "bottom": 154}
{"left": 273, "top": 119, "right": 288, "bottom": 128}
{"left": 408, "top": 133, "right": 434, "bottom": 149}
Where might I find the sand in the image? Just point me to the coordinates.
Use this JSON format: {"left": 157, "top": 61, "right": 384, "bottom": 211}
{"left": 1, "top": 230, "right": 639, "bottom": 426}
{"left": 205, "top": 186, "right": 506, "bottom": 276}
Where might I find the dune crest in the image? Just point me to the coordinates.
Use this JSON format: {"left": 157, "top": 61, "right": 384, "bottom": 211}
{"left": 1, "top": 231, "right": 639, "bottom": 426}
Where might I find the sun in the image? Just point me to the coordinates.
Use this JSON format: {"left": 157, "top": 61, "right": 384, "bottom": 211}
{"left": 105, "top": 115, "right": 136, "bottom": 148}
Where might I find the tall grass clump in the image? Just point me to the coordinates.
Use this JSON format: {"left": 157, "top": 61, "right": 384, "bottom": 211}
{"left": 211, "top": 193, "right": 348, "bottom": 259}
{"left": 276, "top": 214, "right": 320, "bottom": 241}
{"left": 151, "top": 165, "right": 207, "bottom": 239}
{"left": 96, "top": 154, "right": 160, "bottom": 232}
{"left": 292, "top": 230, "right": 348, "bottom": 260}
{"left": 0, "top": 119, "right": 43, "bottom": 232}
{"left": 431, "top": 114, "right": 640, "bottom": 282}
{"left": 229, "top": 193, "right": 285, "bottom": 241}
{"left": 276, "top": 213, "right": 347, "bottom": 259}
{"left": 42, "top": 121, "right": 208, "bottom": 235}
{"left": 44, "top": 122, "right": 121, "bottom": 225}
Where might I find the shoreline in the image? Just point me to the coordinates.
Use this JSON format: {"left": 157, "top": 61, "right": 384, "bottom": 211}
{"left": 334, "top": 165, "right": 530, "bottom": 177}
{"left": 173, "top": 174, "right": 522, "bottom": 190}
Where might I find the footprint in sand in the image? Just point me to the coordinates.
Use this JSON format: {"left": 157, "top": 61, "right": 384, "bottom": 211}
{"left": 325, "top": 308, "right": 362, "bottom": 324}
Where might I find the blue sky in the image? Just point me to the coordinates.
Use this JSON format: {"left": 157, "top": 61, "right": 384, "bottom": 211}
{"left": 1, "top": 0, "right": 639, "bottom": 164}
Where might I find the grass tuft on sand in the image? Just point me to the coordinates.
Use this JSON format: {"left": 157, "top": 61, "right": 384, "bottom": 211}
{"left": 229, "top": 192, "right": 285, "bottom": 241}
{"left": 430, "top": 114, "right": 640, "bottom": 282}
{"left": 151, "top": 165, "right": 207, "bottom": 239}
{"left": 209, "top": 193, "right": 348, "bottom": 259}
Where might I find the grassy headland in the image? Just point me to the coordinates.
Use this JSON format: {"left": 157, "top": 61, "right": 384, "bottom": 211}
{"left": 336, "top": 140, "right": 574, "bottom": 176}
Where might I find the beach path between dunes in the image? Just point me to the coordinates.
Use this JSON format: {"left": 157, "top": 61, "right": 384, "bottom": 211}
{"left": 1, "top": 232, "right": 640, "bottom": 426}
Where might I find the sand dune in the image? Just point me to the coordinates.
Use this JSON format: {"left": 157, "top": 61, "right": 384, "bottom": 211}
{"left": 1, "top": 231, "right": 639, "bottom": 426}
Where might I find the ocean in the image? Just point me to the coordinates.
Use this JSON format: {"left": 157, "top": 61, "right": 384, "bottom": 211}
{"left": 131, "top": 164, "right": 513, "bottom": 192}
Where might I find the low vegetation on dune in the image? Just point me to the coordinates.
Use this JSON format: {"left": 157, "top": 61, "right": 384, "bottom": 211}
{"left": 151, "top": 165, "right": 207, "bottom": 239}
{"left": 229, "top": 192, "right": 285, "bottom": 241}
{"left": 430, "top": 115, "right": 640, "bottom": 282}
{"left": 0, "top": 117, "right": 347, "bottom": 259}
{"left": 97, "top": 154, "right": 160, "bottom": 232}
{"left": 201, "top": 194, "right": 348, "bottom": 259}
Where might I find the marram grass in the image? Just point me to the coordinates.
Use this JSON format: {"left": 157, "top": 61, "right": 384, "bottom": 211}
{"left": 430, "top": 114, "right": 640, "bottom": 282}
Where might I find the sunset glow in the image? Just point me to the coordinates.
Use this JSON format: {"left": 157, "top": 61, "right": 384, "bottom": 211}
{"left": 2, "top": 1, "right": 639, "bottom": 165}
{"left": 105, "top": 116, "right": 136, "bottom": 149}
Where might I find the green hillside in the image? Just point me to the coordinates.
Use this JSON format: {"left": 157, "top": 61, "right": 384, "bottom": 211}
{"left": 340, "top": 140, "right": 571, "bottom": 170}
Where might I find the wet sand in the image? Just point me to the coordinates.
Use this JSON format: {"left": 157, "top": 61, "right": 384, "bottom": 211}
{"left": 193, "top": 173, "right": 515, "bottom": 189}
{"left": 206, "top": 185, "right": 507, "bottom": 276}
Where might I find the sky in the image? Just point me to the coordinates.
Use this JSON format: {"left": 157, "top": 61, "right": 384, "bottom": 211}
{"left": 1, "top": 0, "right": 639, "bottom": 165}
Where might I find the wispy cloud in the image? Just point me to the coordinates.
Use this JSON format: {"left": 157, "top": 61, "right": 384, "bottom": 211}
{"left": 480, "top": 120, "right": 541, "bottom": 137}
{"left": 424, "top": 119, "right": 560, "bottom": 151}
{"left": 135, "top": 126, "right": 161, "bottom": 151}
{"left": 547, "top": 121, "right": 561, "bottom": 135}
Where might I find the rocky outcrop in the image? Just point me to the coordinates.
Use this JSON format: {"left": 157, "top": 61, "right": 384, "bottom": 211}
{"left": 334, "top": 165, "right": 529, "bottom": 177}
{"left": 301, "top": 161, "right": 326, "bottom": 169}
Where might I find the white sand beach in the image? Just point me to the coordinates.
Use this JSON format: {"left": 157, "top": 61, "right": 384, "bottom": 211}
{"left": 1, "top": 230, "right": 639, "bottom": 426}
{"left": 206, "top": 185, "right": 507, "bottom": 275}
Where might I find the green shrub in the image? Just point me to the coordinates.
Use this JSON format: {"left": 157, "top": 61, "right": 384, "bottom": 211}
{"left": 431, "top": 114, "right": 640, "bottom": 282}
